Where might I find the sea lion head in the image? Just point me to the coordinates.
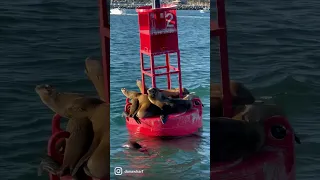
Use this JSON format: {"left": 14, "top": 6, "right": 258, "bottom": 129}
{"left": 147, "top": 87, "right": 162, "bottom": 100}
{"left": 35, "top": 84, "right": 57, "bottom": 97}
{"left": 35, "top": 84, "right": 58, "bottom": 106}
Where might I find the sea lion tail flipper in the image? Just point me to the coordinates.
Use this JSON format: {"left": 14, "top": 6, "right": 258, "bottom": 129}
{"left": 38, "top": 155, "right": 61, "bottom": 176}
{"left": 71, "top": 138, "right": 100, "bottom": 177}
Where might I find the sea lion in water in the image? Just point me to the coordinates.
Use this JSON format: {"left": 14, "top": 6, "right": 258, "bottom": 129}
{"left": 147, "top": 87, "right": 193, "bottom": 124}
{"left": 211, "top": 117, "right": 265, "bottom": 162}
{"left": 121, "top": 88, "right": 161, "bottom": 124}
{"left": 211, "top": 80, "right": 255, "bottom": 117}
{"left": 35, "top": 84, "right": 102, "bottom": 178}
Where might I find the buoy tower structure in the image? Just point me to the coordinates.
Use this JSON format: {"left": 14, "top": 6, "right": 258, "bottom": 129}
{"left": 124, "top": 0, "right": 203, "bottom": 137}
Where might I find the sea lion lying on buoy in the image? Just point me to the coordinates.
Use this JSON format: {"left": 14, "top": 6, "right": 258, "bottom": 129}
{"left": 121, "top": 88, "right": 161, "bottom": 124}
{"left": 136, "top": 79, "right": 190, "bottom": 98}
{"left": 233, "top": 101, "right": 301, "bottom": 144}
{"left": 35, "top": 84, "right": 101, "bottom": 178}
{"left": 36, "top": 84, "right": 110, "bottom": 178}
{"left": 147, "top": 87, "right": 193, "bottom": 124}
{"left": 211, "top": 80, "right": 255, "bottom": 117}
{"left": 211, "top": 117, "right": 265, "bottom": 162}
{"left": 68, "top": 101, "right": 110, "bottom": 179}
{"left": 122, "top": 80, "right": 193, "bottom": 123}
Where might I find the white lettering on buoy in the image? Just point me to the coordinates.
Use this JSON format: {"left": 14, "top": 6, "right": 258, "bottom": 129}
{"left": 165, "top": 12, "right": 174, "bottom": 28}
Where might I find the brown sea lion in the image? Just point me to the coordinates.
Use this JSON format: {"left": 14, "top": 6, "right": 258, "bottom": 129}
{"left": 147, "top": 87, "right": 193, "bottom": 124}
{"left": 84, "top": 57, "right": 105, "bottom": 102}
{"left": 121, "top": 88, "right": 161, "bottom": 124}
{"left": 35, "top": 84, "right": 102, "bottom": 179}
{"left": 211, "top": 117, "right": 265, "bottom": 162}
{"left": 210, "top": 80, "right": 255, "bottom": 117}
{"left": 136, "top": 79, "right": 190, "bottom": 98}
{"left": 232, "top": 102, "right": 301, "bottom": 144}
{"left": 68, "top": 101, "right": 110, "bottom": 179}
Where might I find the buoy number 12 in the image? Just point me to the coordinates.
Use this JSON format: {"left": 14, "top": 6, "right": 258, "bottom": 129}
{"left": 165, "top": 12, "right": 174, "bottom": 28}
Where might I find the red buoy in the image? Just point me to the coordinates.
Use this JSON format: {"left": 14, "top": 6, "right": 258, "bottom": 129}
{"left": 124, "top": 4, "right": 203, "bottom": 137}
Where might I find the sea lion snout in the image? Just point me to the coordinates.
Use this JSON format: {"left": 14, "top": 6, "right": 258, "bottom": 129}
{"left": 35, "top": 84, "right": 55, "bottom": 95}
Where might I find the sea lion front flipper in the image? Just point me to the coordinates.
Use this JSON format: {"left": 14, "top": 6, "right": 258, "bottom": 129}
{"left": 129, "top": 99, "right": 141, "bottom": 124}
{"left": 136, "top": 79, "right": 148, "bottom": 93}
{"left": 160, "top": 105, "right": 170, "bottom": 124}
{"left": 71, "top": 136, "right": 101, "bottom": 177}
{"left": 62, "top": 118, "right": 93, "bottom": 176}
{"left": 38, "top": 155, "right": 61, "bottom": 176}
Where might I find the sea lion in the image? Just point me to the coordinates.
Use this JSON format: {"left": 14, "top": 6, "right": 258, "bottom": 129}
{"left": 210, "top": 80, "right": 255, "bottom": 117}
{"left": 38, "top": 117, "right": 93, "bottom": 179}
{"left": 136, "top": 79, "right": 190, "bottom": 98}
{"left": 211, "top": 117, "right": 265, "bottom": 162}
{"left": 121, "top": 88, "right": 161, "bottom": 124}
{"left": 84, "top": 57, "right": 105, "bottom": 102}
{"left": 147, "top": 87, "right": 193, "bottom": 124}
{"left": 35, "top": 84, "right": 103, "bottom": 178}
{"left": 69, "top": 102, "right": 110, "bottom": 179}
{"left": 232, "top": 101, "right": 301, "bottom": 144}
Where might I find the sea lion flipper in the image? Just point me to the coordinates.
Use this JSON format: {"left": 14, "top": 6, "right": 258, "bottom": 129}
{"left": 84, "top": 58, "right": 106, "bottom": 102}
{"left": 71, "top": 137, "right": 100, "bottom": 176}
{"left": 38, "top": 155, "right": 61, "bottom": 176}
{"left": 160, "top": 114, "right": 168, "bottom": 124}
{"left": 160, "top": 106, "right": 170, "bottom": 124}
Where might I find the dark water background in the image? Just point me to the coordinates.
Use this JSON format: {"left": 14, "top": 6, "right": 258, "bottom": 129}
{"left": 0, "top": 1, "right": 210, "bottom": 179}
{"left": 211, "top": 1, "right": 320, "bottom": 180}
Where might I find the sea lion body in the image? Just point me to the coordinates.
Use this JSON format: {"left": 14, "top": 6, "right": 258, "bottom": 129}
{"left": 147, "top": 87, "right": 193, "bottom": 123}
{"left": 121, "top": 88, "right": 161, "bottom": 123}
{"left": 60, "top": 117, "right": 93, "bottom": 176}
{"left": 70, "top": 103, "right": 110, "bottom": 179}
{"left": 210, "top": 80, "right": 255, "bottom": 117}
{"left": 211, "top": 117, "right": 265, "bottom": 162}
{"left": 136, "top": 79, "right": 190, "bottom": 98}
{"left": 35, "top": 84, "right": 101, "bottom": 178}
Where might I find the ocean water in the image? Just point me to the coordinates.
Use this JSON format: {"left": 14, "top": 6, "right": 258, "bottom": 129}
{"left": 0, "top": 1, "right": 210, "bottom": 179}
{"left": 212, "top": 1, "right": 320, "bottom": 180}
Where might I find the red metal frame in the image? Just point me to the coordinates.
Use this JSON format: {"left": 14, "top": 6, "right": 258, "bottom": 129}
{"left": 99, "top": 0, "right": 110, "bottom": 104}
{"left": 211, "top": 0, "right": 232, "bottom": 117}
{"left": 136, "top": 5, "right": 183, "bottom": 97}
